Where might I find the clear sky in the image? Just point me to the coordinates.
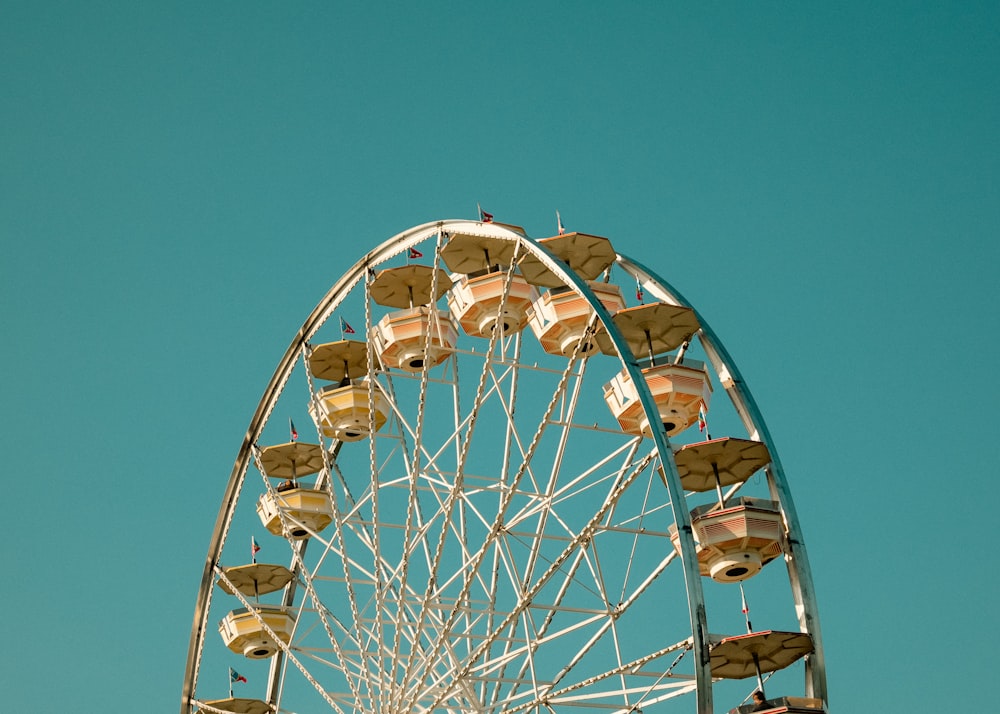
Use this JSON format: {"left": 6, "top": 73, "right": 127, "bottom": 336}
{"left": 2, "top": 2, "right": 997, "bottom": 712}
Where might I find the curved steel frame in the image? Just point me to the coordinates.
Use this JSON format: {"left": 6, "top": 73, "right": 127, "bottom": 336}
{"left": 623, "top": 256, "right": 827, "bottom": 704}
{"left": 181, "top": 220, "right": 825, "bottom": 714}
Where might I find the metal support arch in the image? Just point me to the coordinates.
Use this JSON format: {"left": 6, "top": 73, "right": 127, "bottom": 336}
{"left": 619, "top": 254, "right": 828, "bottom": 706}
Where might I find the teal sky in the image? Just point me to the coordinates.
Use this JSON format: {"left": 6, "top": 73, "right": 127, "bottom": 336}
{"left": 2, "top": 2, "right": 997, "bottom": 712}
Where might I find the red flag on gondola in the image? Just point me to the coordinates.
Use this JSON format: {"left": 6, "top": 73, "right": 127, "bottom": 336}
{"left": 230, "top": 667, "right": 247, "bottom": 684}
{"left": 409, "top": 247, "right": 423, "bottom": 259}
{"left": 340, "top": 317, "right": 355, "bottom": 335}
{"left": 478, "top": 203, "right": 493, "bottom": 223}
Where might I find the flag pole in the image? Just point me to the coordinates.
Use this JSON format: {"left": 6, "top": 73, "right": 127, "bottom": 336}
{"left": 712, "top": 461, "right": 726, "bottom": 509}
{"left": 752, "top": 652, "right": 765, "bottom": 693}
{"left": 739, "top": 582, "right": 752, "bottom": 633}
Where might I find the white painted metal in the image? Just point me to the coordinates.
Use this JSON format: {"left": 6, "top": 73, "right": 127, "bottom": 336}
{"left": 182, "top": 220, "right": 824, "bottom": 714}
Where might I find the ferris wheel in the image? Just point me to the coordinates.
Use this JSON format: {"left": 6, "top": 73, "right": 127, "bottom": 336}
{"left": 180, "top": 218, "right": 829, "bottom": 714}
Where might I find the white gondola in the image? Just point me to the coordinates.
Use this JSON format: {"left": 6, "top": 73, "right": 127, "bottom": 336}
{"left": 368, "top": 265, "right": 456, "bottom": 371}
{"left": 668, "top": 437, "right": 784, "bottom": 580}
{"left": 520, "top": 231, "right": 624, "bottom": 357}
{"left": 218, "top": 605, "right": 296, "bottom": 659}
{"left": 256, "top": 486, "right": 334, "bottom": 539}
{"left": 441, "top": 230, "right": 539, "bottom": 337}
{"left": 309, "top": 380, "right": 389, "bottom": 440}
{"left": 448, "top": 268, "right": 537, "bottom": 337}
{"left": 307, "top": 340, "right": 389, "bottom": 440}
{"left": 528, "top": 281, "right": 626, "bottom": 356}
{"left": 371, "top": 306, "right": 457, "bottom": 371}
{"left": 604, "top": 357, "right": 713, "bottom": 436}
{"left": 670, "top": 497, "right": 785, "bottom": 581}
